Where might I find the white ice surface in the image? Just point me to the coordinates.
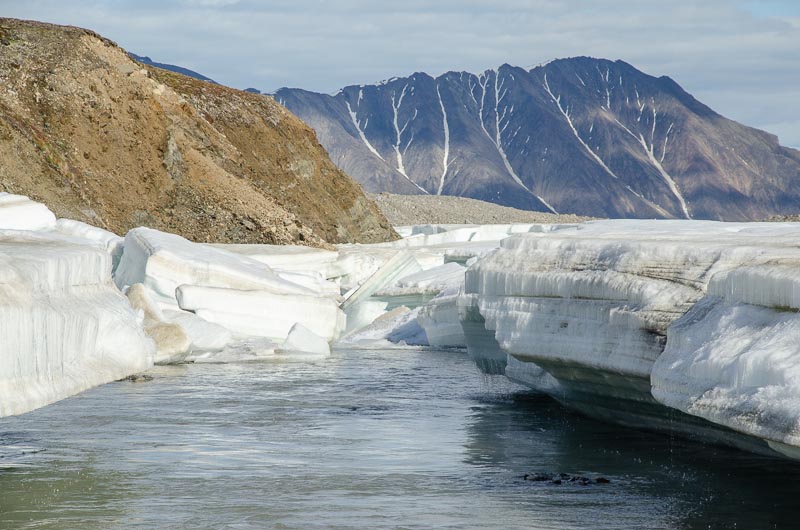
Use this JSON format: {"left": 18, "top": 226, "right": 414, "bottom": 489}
{"left": 279, "top": 323, "right": 331, "bottom": 358}
{"left": 375, "top": 262, "right": 465, "bottom": 297}
{"left": 176, "top": 285, "right": 345, "bottom": 343}
{"left": 341, "top": 250, "right": 421, "bottom": 333}
{"left": 337, "top": 306, "right": 428, "bottom": 349}
{"left": 0, "top": 193, "right": 56, "bottom": 231}
{"left": 417, "top": 284, "right": 466, "bottom": 348}
{"left": 163, "top": 310, "right": 232, "bottom": 354}
{"left": 114, "top": 228, "right": 312, "bottom": 307}
{"left": 0, "top": 231, "right": 154, "bottom": 417}
{"left": 276, "top": 270, "right": 340, "bottom": 299}
{"left": 211, "top": 243, "right": 338, "bottom": 273}
{"left": 342, "top": 300, "right": 388, "bottom": 335}
{"left": 54, "top": 219, "right": 124, "bottom": 270}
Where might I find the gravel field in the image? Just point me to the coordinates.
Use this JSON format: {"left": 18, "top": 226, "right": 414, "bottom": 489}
{"left": 369, "top": 193, "right": 594, "bottom": 226}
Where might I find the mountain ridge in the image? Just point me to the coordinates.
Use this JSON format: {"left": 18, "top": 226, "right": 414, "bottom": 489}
{"left": 275, "top": 57, "right": 800, "bottom": 221}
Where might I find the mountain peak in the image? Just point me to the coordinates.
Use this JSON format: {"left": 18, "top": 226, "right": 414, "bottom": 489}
{"left": 275, "top": 58, "right": 800, "bottom": 221}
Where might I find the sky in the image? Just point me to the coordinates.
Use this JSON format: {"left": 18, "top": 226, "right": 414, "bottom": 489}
{"left": 3, "top": 0, "right": 799, "bottom": 147}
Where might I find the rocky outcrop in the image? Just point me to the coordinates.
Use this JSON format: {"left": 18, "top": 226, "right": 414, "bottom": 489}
{"left": 0, "top": 18, "right": 396, "bottom": 245}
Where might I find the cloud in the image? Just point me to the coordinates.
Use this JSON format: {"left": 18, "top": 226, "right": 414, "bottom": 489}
{"left": 2, "top": 0, "right": 799, "bottom": 147}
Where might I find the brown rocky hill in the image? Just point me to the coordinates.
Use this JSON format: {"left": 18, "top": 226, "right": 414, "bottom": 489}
{"left": 0, "top": 18, "right": 396, "bottom": 245}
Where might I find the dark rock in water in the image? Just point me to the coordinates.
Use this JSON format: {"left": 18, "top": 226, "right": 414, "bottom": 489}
{"left": 523, "top": 473, "right": 552, "bottom": 482}
{"left": 524, "top": 472, "right": 611, "bottom": 486}
{"left": 118, "top": 374, "right": 153, "bottom": 383}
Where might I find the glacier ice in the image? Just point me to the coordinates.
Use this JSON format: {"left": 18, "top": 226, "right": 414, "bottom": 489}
{"left": 214, "top": 243, "right": 338, "bottom": 273}
{"left": 0, "top": 230, "right": 154, "bottom": 418}
{"left": 10, "top": 196, "right": 800, "bottom": 464}
{"left": 176, "top": 285, "right": 346, "bottom": 343}
{"left": 0, "top": 192, "right": 57, "bottom": 231}
{"left": 163, "top": 309, "right": 232, "bottom": 354}
{"left": 652, "top": 263, "right": 800, "bottom": 452}
{"left": 115, "top": 227, "right": 344, "bottom": 354}
{"left": 461, "top": 219, "right": 800, "bottom": 458}
{"left": 457, "top": 293, "right": 508, "bottom": 375}
{"left": 114, "top": 227, "right": 312, "bottom": 307}
{"left": 127, "top": 283, "right": 191, "bottom": 363}
{"left": 337, "top": 306, "right": 428, "bottom": 349}
{"left": 278, "top": 323, "right": 331, "bottom": 358}
{"left": 416, "top": 285, "right": 465, "bottom": 348}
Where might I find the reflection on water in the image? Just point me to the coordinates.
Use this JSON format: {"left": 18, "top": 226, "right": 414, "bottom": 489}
{"left": 0, "top": 349, "right": 798, "bottom": 529}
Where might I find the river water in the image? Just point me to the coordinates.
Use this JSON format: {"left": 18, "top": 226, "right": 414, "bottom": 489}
{"left": 1, "top": 348, "right": 799, "bottom": 529}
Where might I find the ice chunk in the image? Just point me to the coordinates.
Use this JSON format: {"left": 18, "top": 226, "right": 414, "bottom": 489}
{"left": 214, "top": 243, "right": 338, "bottom": 273}
{"left": 417, "top": 286, "right": 465, "bottom": 348}
{"left": 0, "top": 193, "right": 56, "bottom": 231}
{"left": 341, "top": 250, "right": 421, "bottom": 333}
{"left": 337, "top": 306, "right": 428, "bottom": 348}
{"left": 127, "top": 283, "right": 190, "bottom": 363}
{"left": 387, "top": 307, "right": 428, "bottom": 346}
{"left": 276, "top": 270, "right": 341, "bottom": 299}
{"left": 505, "top": 355, "right": 561, "bottom": 393}
{"left": 176, "top": 285, "right": 346, "bottom": 343}
{"left": 461, "top": 219, "right": 800, "bottom": 456}
{"left": 163, "top": 310, "right": 232, "bottom": 353}
{"left": 114, "top": 228, "right": 312, "bottom": 306}
{"left": 0, "top": 232, "right": 154, "bottom": 417}
{"left": 329, "top": 247, "right": 402, "bottom": 292}
{"left": 278, "top": 323, "right": 331, "bottom": 358}
{"left": 341, "top": 251, "right": 421, "bottom": 308}
{"left": 54, "top": 218, "right": 123, "bottom": 257}
{"left": 376, "top": 262, "right": 465, "bottom": 297}
{"left": 343, "top": 299, "right": 388, "bottom": 335}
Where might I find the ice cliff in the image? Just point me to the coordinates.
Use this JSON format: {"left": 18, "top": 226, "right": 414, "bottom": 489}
{"left": 0, "top": 194, "right": 154, "bottom": 417}
{"left": 462, "top": 220, "right": 800, "bottom": 457}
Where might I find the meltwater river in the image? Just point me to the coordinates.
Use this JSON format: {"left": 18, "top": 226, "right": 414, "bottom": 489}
{"left": 1, "top": 348, "right": 799, "bottom": 529}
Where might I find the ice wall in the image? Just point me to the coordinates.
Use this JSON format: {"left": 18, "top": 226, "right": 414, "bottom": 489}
{"left": 0, "top": 231, "right": 154, "bottom": 418}
{"left": 463, "top": 219, "right": 800, "bottom": 457}
{"left": 457, "top": 293, "right": 508, "bottom": 374}
{"left": 652, "top": 264, "right": 800, "bottom": 456}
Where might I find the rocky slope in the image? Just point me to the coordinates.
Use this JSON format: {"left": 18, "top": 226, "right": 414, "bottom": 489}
{"left": 276, "top": 58, "right": 800, "bottom": 221}
{"left": 0, "top": 18, "right": 396, "bottom": 245}
{"left": 369, "top": 193, "right": 591, "bottom": 225}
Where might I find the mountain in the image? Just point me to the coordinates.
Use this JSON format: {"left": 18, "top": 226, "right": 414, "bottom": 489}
{"left": 0, "top": 18, "right": 395, "bottom": 245}
{"left": 128, "top": 52, "right": 218, "bottom": 84}
{"left": 275, "top": 58, "right": 800, "bottom": 220}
